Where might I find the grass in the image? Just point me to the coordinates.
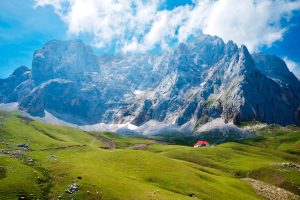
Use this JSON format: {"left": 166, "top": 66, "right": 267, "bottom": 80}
{"left": 0, "top": 156, "right": 48, "bottom": 199}
{"left": 146, "top": 143, "right": 297, "bottom": 173}
{"left": 241, "top": 125, "right": 300, "bottom": 155}
{"left": 203, "top": 99, "right": 215, "bottom": 107}
{"left": 0, "top": 166, "right": 5, "bottom": 180}
{"left": 0, "top": 110, "right": 300, "bottom": 199}
{"left": 92, "top": 131, "right": 156, "bottom": 148}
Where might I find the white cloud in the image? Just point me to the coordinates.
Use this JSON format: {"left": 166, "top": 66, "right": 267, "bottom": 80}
{"left": 34, "top": 0, "right": 300, "bottom": 52}
{"left": 198, "top": 0, "right": 300, "bottom": 51}
{"left": 283, "top": 57, "right": 300, "bottom": 76}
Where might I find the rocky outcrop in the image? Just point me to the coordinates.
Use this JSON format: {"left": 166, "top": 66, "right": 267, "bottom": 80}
{"left": 0, "top": 66, "right": 34, "bottom": 103}
{"left": 32, "top": 40, "right": 99, "bottom": 84}
{"left": 243, "top": 178, "right": 300, "bottom": 200}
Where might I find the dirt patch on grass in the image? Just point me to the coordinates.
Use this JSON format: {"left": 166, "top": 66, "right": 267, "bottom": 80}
{"left": 36, "top": 144, "right": 86, "bottom": 151}
{"left": 127, "top": 143, "right": 151, "bottom": 150}
{"left": 86, "top": 132, "right": 115, "bottom": 149}
{"left": 243, "top": 178, "right": 300, "bottom": 200}
{"left": 249, "top": 165, "right": 300, "bottom": 195}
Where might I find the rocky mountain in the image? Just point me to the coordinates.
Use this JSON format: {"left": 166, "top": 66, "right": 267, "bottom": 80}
{"left": 32, "top": 39, "right": 99, "bottom": 84}
{"left": 1, "top": 34, "right": 299, "bottom": 133}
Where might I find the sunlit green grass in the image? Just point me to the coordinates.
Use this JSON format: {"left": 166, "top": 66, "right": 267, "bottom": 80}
{"left": 91, "top": 131, "right": 155, "bottom": 148}
{"left": 0, "top": 110, "right": 300, "bottom": 199}
{"left": 0, "top": 156, "right": 47, "bottom": 199}
{"left": 241, "top": 125, "right": 300, "bottom": 155}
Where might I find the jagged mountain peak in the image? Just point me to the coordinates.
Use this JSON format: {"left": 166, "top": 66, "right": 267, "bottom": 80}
{"left": 32, "top": 39, "right": 99, "bottom": 84}
{"left": 1, "top": 34, "right": 300, "bottom": 131}
{"left": 252, "top": 53, "right": 299, "bottom": 86}
{"left": 44, "top": 39, "right": 88, "bottom": 49}
{"left": 11, "top": 66, "right": 30, "bottom": 77}
{"left": 237, "top": 44, "right": 256, "bottom": 72}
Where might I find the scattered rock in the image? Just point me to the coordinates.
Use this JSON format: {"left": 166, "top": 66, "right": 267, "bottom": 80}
{"left": 243, "top": 178, "right": 300, "bottom": 200}
{"left": 11, "top": 149, "right": 25, "bottom": 156}
{"left": 65, "top": 183, "right": 79, "bottom": 194}
{"left": 189, "top": 194, "right": 198, "bottom": 198}
{"left": 17, "top": 144, "right": 29, "bottom": 149}
{"left": 48, "top": 154, "right": 57, "bottom": 159}
{"left": 1, "top": 150, "right": 9, "bottom": 154}
{"left": 153, "top": 190, "right": 159, "bottom": 195}
{"left": 274, "top": 163, "right": 300, "bottom": 173}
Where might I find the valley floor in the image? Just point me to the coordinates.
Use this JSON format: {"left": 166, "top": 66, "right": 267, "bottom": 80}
{"left": 0, "top": 111, "right": 300, "bottom": 200}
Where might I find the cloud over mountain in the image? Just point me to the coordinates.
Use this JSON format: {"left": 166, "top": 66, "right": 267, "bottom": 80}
{"left": 284, "top": 57, "right": 300, "bottom": 76}
{"left": 34, "top": 0, "right": 300, "bottom": 52}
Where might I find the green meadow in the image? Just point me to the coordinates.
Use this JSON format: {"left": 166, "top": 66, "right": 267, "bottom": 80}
{"left": 0, "top": 111, "right": 299, "bottom": 199}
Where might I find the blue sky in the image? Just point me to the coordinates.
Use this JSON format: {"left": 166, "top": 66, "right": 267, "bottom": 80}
{"left": 0, "top": 0, "right": 299, "bottom": 78}
{"left": 0, "top": 0, "right": 67, "bottom": 77}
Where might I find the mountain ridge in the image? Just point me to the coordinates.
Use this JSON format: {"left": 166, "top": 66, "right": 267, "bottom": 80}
{"left": 1, "top": 34, "right": 299, "bottom": 134}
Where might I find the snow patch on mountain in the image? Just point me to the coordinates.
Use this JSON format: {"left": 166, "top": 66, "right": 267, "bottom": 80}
{"left": 0, "top": 102, "right": 19, "bottom": 111}
{"left": 35, "top": 111, "right": 75, "bottom": 127}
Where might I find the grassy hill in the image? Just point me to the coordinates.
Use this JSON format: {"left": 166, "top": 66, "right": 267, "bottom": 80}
{"left": 0, "top": 111, "right": 299, "bottom": 199}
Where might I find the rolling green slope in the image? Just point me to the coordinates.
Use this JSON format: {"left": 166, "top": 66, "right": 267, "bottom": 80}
{"left": 241, "top": 124, "right": 300, "bottom": 155}
{"left": 0, "top": 111, "right": 299, "bottom": 199}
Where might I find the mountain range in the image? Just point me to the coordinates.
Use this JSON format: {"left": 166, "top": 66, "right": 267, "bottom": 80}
{"left": 1, "top": 34, "right": 299, "bottom": 135}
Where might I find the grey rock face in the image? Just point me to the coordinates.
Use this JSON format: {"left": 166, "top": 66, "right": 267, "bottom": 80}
{"left": 1, "top": 35, "right": 299, "bottom": 129}
{"left": 0, "top": 66, "right": 33, "bottom": 103}
{"left": 19, "top": 79, "right": 107, "bottom": 125}
{"left": 32, "top": 40, "right": 99, "bottom": 84}
{"left": 129, "top": 36, "right": 300, "bottom": 127}
{"left": 252, "top": 53, "right": 299, "bottom": 86}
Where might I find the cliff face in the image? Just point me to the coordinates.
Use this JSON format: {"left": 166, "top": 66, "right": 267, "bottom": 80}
{"left": 1, "top": 34, "right": 299, "bottom": 128}
{"left": 32, "top": 39, "right": 99, "bottom": 84}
